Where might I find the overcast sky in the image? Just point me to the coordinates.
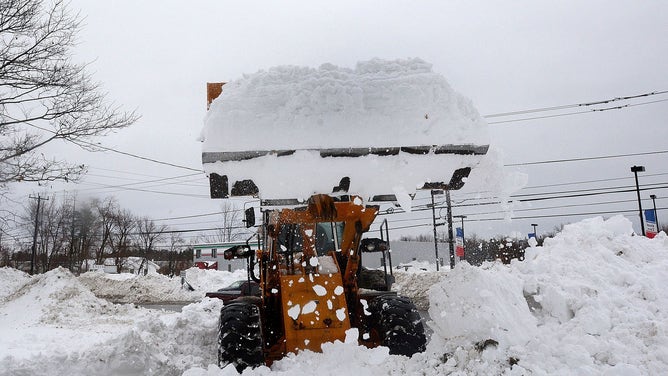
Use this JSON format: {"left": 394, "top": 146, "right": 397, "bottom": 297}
{"left": 7, "top": 0, "right": 668, "bottom": 243}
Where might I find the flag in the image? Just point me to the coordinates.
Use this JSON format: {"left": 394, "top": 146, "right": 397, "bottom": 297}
{"left": 645, "top": 209, "right": 657, "bottom": 238}
{"left": 455, "top": 227, "right": 464, "bottom": 257}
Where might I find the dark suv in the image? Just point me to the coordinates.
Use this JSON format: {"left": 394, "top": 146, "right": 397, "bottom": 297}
{"left": 205, "top": 280, "right": 260, "bottom": 303}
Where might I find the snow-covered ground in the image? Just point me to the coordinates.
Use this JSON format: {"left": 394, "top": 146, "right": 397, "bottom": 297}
{"left": 1, "top": 215, "right": 667, "bottom": 375}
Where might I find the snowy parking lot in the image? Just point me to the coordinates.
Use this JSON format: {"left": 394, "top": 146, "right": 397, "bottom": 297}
{"left": 2, "top": 215, "right": 668, "bottom": 375}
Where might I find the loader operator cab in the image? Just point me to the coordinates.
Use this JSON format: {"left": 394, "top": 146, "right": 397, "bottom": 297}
{"left": 273, "top": 221, "right": 345, "bottom": 273}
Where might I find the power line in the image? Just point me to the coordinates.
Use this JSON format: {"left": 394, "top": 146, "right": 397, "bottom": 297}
{"left": 510, "top": 182, "right": 668, "bottom": 199}
{"left": 8, "top": 114, "right": 203, "bottom": 172}
{"left": 152, "top": 207, "right": 243, "bottom": 222}
{"left": 505, "top": 149, "right": 668, "bottom": 167}
{"left": 378, "top": 183, "right": 668, "bottom": 217}
{"left": 518, "top": 172, "right": 668, "bottom": 190}
{"left": 76, "top": 181, "right": 210, "bottom": 198}
{"left": 484, "top": 90, "right": 668, "bottom": 118}
{"left": 487, "top": 98, "right": 668, "bottom": 125}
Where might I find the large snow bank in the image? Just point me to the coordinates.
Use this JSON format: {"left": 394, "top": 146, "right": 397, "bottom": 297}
{"left": 0, "top": 268, "right": 145, "bottom": 365}
{"left": 200, "top": 58, "right": 491, "bottom": 200}
{"left": 419, "top": 216, "right": 668, "bottom": 375}
{"left": 79, "top": 271, "right": 200, "bottom": 303}
{"left": 0, "top": 267, "right": 226, "bottom": 375}
{"left": 78, "top": 268, "right": 249, "bottom": 303}
{"left": 509, "top": 217, "right": 668, "bottom": 374}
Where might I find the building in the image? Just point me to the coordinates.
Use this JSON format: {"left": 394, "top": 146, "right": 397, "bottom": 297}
{"left": 81, "top": 257, "right": 159, "bottom": 274}
{"left": 192, "top": 242, "right": 257, "bottom": 271}
{"left": 361, "top": 240, "right": 456, "bottom": 269}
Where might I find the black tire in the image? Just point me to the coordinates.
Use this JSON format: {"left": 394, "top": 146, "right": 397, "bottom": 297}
{"left": 218, "top": 302, "right": 264, "bottom": 372}
{"left": 367, "top": 295, "right": 426, "bottom": 356}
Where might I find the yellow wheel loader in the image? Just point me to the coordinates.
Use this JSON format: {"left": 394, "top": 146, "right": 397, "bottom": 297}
{"left": 201, "top": 78, "right": 489, "bottom": 371}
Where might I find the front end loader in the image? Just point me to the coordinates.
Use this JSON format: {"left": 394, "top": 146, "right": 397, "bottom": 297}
{"left": 218, "top": 193, "right": 426, "bottom": 371}
{"left": 200, "top": 62, "right": 491, "bottom": 370}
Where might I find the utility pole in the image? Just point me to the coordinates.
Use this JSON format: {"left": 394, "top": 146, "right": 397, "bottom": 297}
{"left": 29, "top": 195, "right": 48, "bottom": 275}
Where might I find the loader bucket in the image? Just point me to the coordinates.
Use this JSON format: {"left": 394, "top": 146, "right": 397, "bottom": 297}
{"left": 200, "top": 59, "right": 490, "bottom": 200}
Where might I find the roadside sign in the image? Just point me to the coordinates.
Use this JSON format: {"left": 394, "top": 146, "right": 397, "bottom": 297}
{"left": 645, "top": 209, "right": 657, "bottom": 238}
{"left": 455, "top": 227, "right": 464, "bottom": 257}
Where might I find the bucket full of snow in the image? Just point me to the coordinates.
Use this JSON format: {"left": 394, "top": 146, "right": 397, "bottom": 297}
{"left": 199, "top": 58, "right": 490, "bottom": 200}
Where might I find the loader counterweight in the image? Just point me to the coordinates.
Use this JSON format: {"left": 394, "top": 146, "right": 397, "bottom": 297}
{"left": 279, "top": 272, "right": 351, "bottom": 354}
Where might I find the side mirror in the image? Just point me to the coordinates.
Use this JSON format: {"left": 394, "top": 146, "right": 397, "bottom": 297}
{"left": 359, "top": 238, "right": 388, "bottom": 253}
{"left": 244, "top": 207, "right": 255, "bottom": 228}
{"left": 224, "top": 245, "right": 252, "bottom": 260}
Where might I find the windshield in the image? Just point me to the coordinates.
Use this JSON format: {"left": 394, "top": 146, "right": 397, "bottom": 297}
{"left": 277, "top": 224, "right": 303, "bottom": 253}
{"left": 315, "top": 222, "right": 345, "bottom": 256}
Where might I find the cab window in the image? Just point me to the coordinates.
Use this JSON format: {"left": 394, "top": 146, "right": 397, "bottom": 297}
{"left": 315, "top": 222, "right": 345, "bottom": 255}
{"left": 277, "top": 224, "right": 303, "bottom": 253}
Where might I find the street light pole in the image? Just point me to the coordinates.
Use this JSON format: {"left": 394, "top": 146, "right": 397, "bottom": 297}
{"left": 650, "top": 194, "right": 659, "bottom": 230}
{"left": 531, "top": 223, "right": 538, "bottom": 239}
{"left": 631, "top": 165, "right": 646, "bottom": 236}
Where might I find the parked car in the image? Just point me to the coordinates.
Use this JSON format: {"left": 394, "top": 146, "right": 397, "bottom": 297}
{"left": 205, "top": 280, "right": 260, "bottom": 303}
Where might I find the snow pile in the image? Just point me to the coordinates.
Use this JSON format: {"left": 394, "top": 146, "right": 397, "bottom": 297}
{"left": 79, "top": 270, "right": 201, "bottom": 303}
{"left": 77, "top": 268, "right": 249, "bottom": 304}
{"left": 0, "top": 266, "right": 31, "bottom": 301}
{"left": 0, "top": 267, "right": 226, "bottom": 375}
{"left": 183, "top": 267, "right": 249, "bottom": 292}
{"left": 428, "top": 263, "right": 537, "bottom": 349}
{"left": 420, "top": 216, "right": 668, "bottom": 375}
{"left": 392, "top": 270, "right": 442, "bottom": 310}
{"left": 200, "top": 58, "right": 492, "bottom": 200}
{"left": 0, "top": 268, "right": 145, "bottom": 369}
{"left": 509, "top": 217, "right": 668, "bottom": 374}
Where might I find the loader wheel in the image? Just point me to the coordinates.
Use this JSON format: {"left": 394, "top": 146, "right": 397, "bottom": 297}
{"left": 218, "top": 302, "right": 264, "bottom": 372}
{"left": 368, "top": 295, "right": 426, "bottom": 357}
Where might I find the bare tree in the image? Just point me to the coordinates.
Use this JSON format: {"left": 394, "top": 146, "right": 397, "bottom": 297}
{"left": 166, "top": 232, "right": 185, "bottom": 276}
{"left": 0, "top": 0, "right": 138, "bottom": 187}
{"left": 109, "top": 209, "right": 135, "bottom": 273}
{"left": 72, "top": 200, "right": 99, "bottom": 271}
{"left": 93, "top": 197, "right": 116, "bottom": 264}
{"left": 22, "top": 194, "right": 67, "bottom": 272}
{"left": 203, "top": 201, "right": 246, "bottom": 243}
{"left": 0, "top": 230, "right": 10, "bottom": 267}
{"left": 136, "top": 216, "right": 166, "bottom": 254}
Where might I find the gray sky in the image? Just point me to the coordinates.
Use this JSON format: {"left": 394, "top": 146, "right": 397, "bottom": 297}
{"left": 7, "top": 0, "right": 668, "bottom": 243}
